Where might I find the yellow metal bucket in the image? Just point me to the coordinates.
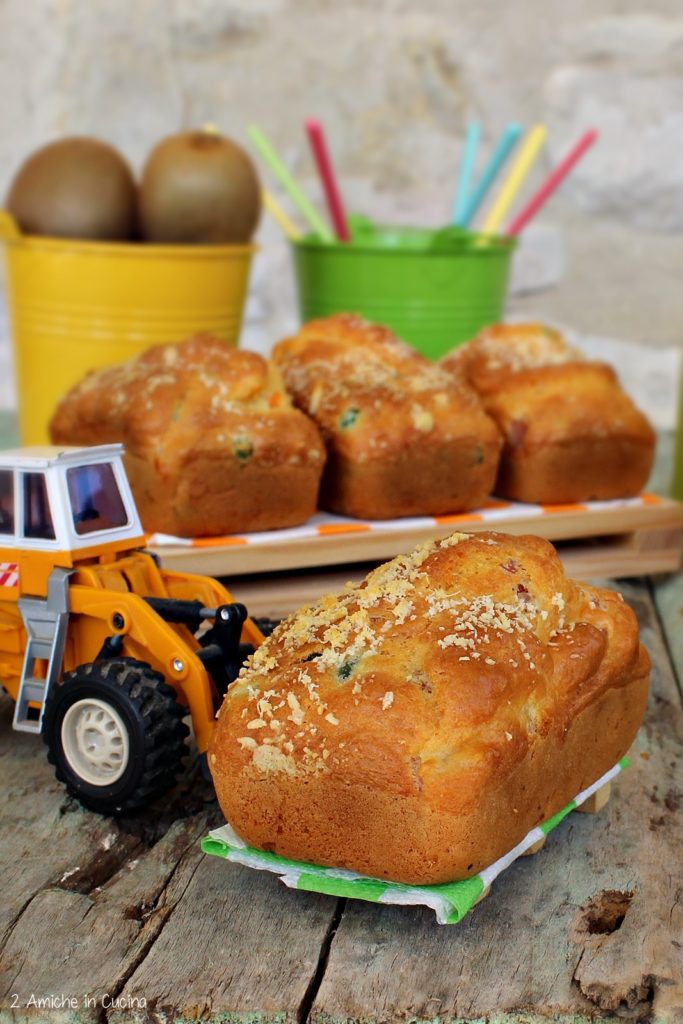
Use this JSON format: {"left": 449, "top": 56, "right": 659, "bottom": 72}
{"left": 0, "top": 211, "right": 255, "bottom": 443}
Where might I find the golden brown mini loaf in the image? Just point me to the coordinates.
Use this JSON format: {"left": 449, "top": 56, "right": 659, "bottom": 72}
{"left": 441, "top": 322, "right": 656, "bottom": 504}
{"left": 209, "top": 530, "right": 649, "bottom": 885}
{"left": 272, "top": 314, "right": 502, "bottom": 519}
{"left": 50, "top": 335, "right": 326, "bottom": 536}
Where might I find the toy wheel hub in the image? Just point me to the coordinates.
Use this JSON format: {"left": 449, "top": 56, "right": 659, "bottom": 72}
{"left": 61, "top": 698, "right": 130, "bottom": 786}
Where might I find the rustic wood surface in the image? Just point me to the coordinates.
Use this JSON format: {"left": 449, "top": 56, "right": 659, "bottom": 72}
{"left": 0, "top": 414, "right": 681, "bottom": 1023}
{"left": 0, "top": 578, "right": 681, "bottom": 1024}
{"left": 308, "top": 581, "right": 683, "bottom": 1024}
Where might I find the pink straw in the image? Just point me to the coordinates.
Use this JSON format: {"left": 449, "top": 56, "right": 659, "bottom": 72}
{"left": 506, "top": 129, "right": 598, "bottom": 237}
{"left": 305, "top": 119, "right": 351, "bottom": 242}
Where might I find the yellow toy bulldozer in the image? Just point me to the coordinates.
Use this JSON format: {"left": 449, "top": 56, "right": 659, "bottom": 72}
{"left": 0, "top": 444, "right": 263, "bottom": 815}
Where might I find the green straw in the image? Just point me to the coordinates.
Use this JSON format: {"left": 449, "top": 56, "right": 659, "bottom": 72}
{"left": 248, "top": 125, "right": 334, "bottom": 242}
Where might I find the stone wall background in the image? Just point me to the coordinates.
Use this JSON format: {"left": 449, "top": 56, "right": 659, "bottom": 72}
{"left": 0, "top": 0, "right": 682, "bottom": 378}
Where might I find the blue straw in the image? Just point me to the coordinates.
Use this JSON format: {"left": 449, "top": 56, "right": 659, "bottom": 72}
{"left": 460, "top": 122, "right": 523, "bottom": 227}
{"left": 452, "top": 121, "right": 480, "bottom": 226}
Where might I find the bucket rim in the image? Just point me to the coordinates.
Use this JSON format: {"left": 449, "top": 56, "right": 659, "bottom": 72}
{"left": 291, "top": 232, "right": 517, "bottom": 257}
{"left": 0, "top": 221, "right": 257, "bottom": 258}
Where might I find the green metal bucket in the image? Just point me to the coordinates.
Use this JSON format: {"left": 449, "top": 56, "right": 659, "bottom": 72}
{"left": 291, "top": 220, "right": 517, "bottom": 359}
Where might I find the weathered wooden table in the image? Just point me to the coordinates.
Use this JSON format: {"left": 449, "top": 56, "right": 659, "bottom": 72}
{"left": 0, "top": 415, "right": 681, "bottom": 1024}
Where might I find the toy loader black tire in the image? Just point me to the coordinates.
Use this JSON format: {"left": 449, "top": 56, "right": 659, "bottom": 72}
{"left": 42, "top": 658, "right": 189, "bottom": 816}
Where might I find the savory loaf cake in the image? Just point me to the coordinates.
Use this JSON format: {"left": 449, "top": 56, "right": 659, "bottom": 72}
{"left": 49, "top": 335, "right": 326, "bottom": 536}
{"left": 441, "top": 322, "right": 656, "bottom": 504}
{"left": 209, "top": 531, "right": 649, "bottom": 885}
{"left": 272, "top": 314, "right": 502, "bottom": 519}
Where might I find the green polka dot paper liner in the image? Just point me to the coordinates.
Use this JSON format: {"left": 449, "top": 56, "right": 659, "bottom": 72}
{"left": 202, "top": 758, "right": 627, "bottom": 925}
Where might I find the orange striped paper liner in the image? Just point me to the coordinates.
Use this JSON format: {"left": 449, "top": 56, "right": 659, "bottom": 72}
{"left": 316, "top": 523, "right": 371, "bottom": 536}
{"left": 539, "top": 503, "right": 587, "bottom": 515}
{"left": 191, "top": 535, "right": 248, "bottom": 548}
{"left": 433, "top": 512, "right": 484, "bottom": 526}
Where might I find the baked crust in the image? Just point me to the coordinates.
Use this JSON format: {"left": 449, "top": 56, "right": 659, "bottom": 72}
{"left": 441, "top": 323, "right": 655, "bottom": 503}
{"left": 209, "top": 531, "right": 650, "bottom": 885}
{"left": 49, "top": 335, "right": 326, "bottom": 536}
{"left": 272, "top": 314, "right": 502, "bottom": 519}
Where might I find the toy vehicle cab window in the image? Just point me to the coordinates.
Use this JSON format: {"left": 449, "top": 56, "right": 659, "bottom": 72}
{"left": 0, "top": 470, "right": 14, "bottom": 534}
{"left": 66, "top": 463, "right": 128, "bottom": 536}
{"left": 22, "top": 472, "right": 55, "bottom": 541}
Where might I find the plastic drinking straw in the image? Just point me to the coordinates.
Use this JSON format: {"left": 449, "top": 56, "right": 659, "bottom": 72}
{"left": 248, "top": 125, "right": 334, "bottom": 242}
{"left": 506, "top": 129, "right": 598, "bottom": 236}
{"left": 452, "top": 121, "right": 480, "bottom": 226}
{"left": 262, "top": 190, "right": 302, "bottom": 241}
{"left": 460, "top": 123, "right": 522, "bottom": 227}
{"left": 479, "top": 124, "right": 547, "bottom": 236}
{"left": 305, "top": 119, "right": 351, "bottom": 242}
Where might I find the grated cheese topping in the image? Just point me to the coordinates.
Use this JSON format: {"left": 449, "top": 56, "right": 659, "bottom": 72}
{"left": 273, "top": 314, "right": 482, "bottom": 436}
{"left": 470, "top": 324, "right": 584, "bottom": 376}
{"left": 227, "top": 530, "right": 580, "bottom": 775}
{"left": 65, "top": 335, "right": 326, "bottom": 469}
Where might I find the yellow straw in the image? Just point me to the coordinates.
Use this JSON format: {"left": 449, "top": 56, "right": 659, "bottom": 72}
{"left": 479, "top": 124, "right": 547, "bottom": 236}
{"left": 262, "top": 190, "right": 302, "bottom": 241}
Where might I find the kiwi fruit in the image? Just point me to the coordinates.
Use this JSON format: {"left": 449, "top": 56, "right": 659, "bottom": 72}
{"left": 138, "top": 129, "right": 261, "bottom": 244}
{"left": 6, "top": 136, "right": 137, "bottom": 241}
